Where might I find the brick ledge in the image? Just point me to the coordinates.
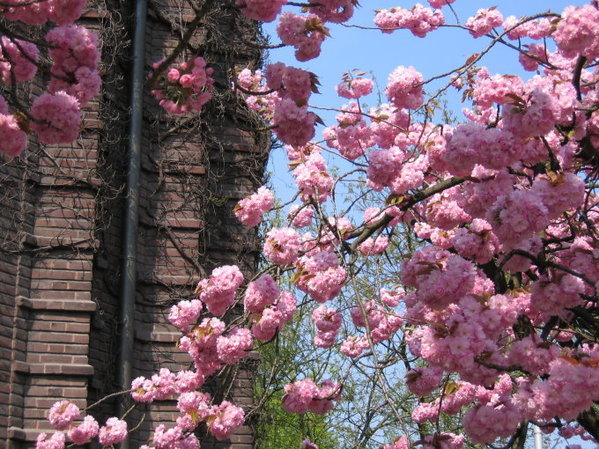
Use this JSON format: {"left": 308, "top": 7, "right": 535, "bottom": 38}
{"left": 12, "top": 362, "right": 94, "bottom": 376}
{"left": 17, "top": 296, "right": 97, "bottom": 312}
{"left": 8, "top": 426, "right": 41, "bottom": 442}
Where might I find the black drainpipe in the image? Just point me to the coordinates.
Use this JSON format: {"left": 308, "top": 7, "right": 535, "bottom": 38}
{"left": 118, "top": 0, "right": 147, "bottom": 441}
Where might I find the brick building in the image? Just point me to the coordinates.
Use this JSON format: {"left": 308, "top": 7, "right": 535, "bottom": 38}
{"left": 0, "top": 2, "right": 268, "bottom": 448}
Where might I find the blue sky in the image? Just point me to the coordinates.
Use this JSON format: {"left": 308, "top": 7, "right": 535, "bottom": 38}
{"left": 262, "top": 0, "right": 586, "bottom": 203}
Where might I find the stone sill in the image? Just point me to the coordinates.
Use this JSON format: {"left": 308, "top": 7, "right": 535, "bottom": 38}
{"left": 17, "top": 296, "right": 97, "bottom": 312}
{"left": 12, "top": 361, "right": 94, "bottom": 376}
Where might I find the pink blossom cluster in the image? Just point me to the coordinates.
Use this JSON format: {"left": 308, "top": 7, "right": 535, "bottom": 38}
{"left": 237, "top": 64, "right": 318, "bottom": 146}
{"left": 530, "top": 273, "right": 586, "bottom": 319}
{"left": 196, "top": 265, "right": 244, "bottom": 316}
{"left": 149, "top": 399, "right": 243, "bottom": 444}
{"left": 442, "top": 124, "right": 515, "bottom": 175}
{"left": 502, "top": 89, "right": 563, "bottom": 140}
{"left": 3, "top": 0, "right": 87, "bottom": 26}
{"left": 425, "top": 190, "right": 471, "bottom": 230}
{"left": 380, "top": 288, "right": 401, "bottom": 307}
{"left": 234, "top": 186, "right": 275, "bottom": 227}
{"left": 0, "top": 25, "right": 101, "bottom": 150}
{"left": 150, "top": 56, "right": 214, "bottom": 114}
{"left": 272, "top": 97, "right": 317, "bottom": 146}
{"left": 286, "top": 141, "right": 319, "bottom": 163}
{"left": 383, "top": 435, "right": 409, "bottom": 449}
{"left": 405, "top": 366, "right": 443, "bottom": 396}
{"left": 293, "top": 151, "right": 334, "bottom": 203}
{"left": 438, "top": 381, "right": 478, "bottom": 415}
{"left": 374, "top": 5, "right": 444, "bottom": 37}
{"left": 151, "top": 425, "right": 199, "bottom": 449}
{"left": 128, "top": 306, "right": 250, "bottom": 445}
{"left": 507, "top": 335, "right": 560, "bottom": 375}
{"left": 243, "top": 274, "right": 296, "bottom": 340}
{"left": 301, "top": 440, "right": 320, "bottom": 449}
{"left": 391, "top": 155, "right": 428, "bottom": 194}
{"left": 349, "top": 300, "right": 403, "bottom": 345}
{"left": 168, "top": 299, "right": 203, "bottom": 332}
{"left": 47, "top": 401, "right": 80, "bottom": 430}
{"left": 46, "top": 25, "right": 101, "bottom": 105}
{"left": 295, "top": 250, "right": 346, "bottom": 302}
{"left": 385, "top": 66, "right": 424, "bottom": 110}
{"left": 516, "top": 349, "right": 599, "bottom": 421}
{"left": 277, "top": 12, "right": 328, "bottom": 62}
{"left": 236, "top": 0, "right": 286, "bottom": 22}
{"left": 558, "top": 236, "right": 599, "bottom": 279}
{"left": 485, "top": 189, "right": 549, "bottom": 250}
{"left": 366, "top": 146, "right": 405, "bottom": 190}
{"left": 463, "top": 402, "right": 522, "bottom": 444}
{"left": 177, "top": 318, "right": 228, "bottom": 374}
{"left": 339, "top": 335, "right": 369, "bottom": 357}
{"left": 265, "top": 62, "right": 317, "bottom": 105}
{"left": 401, "top": 246, "right": 476, "bottom": 309}
{"left": 559, "top": 426, "right": 589, "bottom": 440}
{"left": 206, "top": 401, "right": 245, "bottom": 440}
{"left": 131, "top": 368, "right": 183, "bottom": 403}
{"left": 244, "top": 274, "right": 280, "bottom": 313}
{"left": 519, "top": 44, "right": 548, "bottom": 72}
{"left": 427, "top": 0, "right": 455, "bottom": 7}
{"left": 36, "top": 432, "right": 66, "bottom": 449}
{"left": 288, "top": 204, "right": 314, "bottom": 228}
{"left": 30, "top": 91, "right": 81, "bottom": 145}
{"left": 0, "top": 107, "right": 28, "bottom": 157}
{"left": 98, "top": 418, "right": 128, "bottom": 446}
{"left": 68, "top": 416, "right": 100, "bottom": 445}
{"left": 216, "top": 327, "right": 253, "bottom": 364}
{"left": 282, "top": 378, "right": 341, "bottom": 414}
{"left": 503, "top": 16, "right": 552, "bottom": 40}
{"left": 0, "top": 36, "right": 39, "bottom": 84}
{"left": 471, "top": 69, "right": 524, "bottom": 108}
{"left": 531, "top": 172, "right": 585, "bottom": 220}
{"left": 176, "top": 391, "right": 211, "bottom": 430}
{"left": 335, "top": 76, "right": 373, "bottom": 99}
{"left": 348, "top": 301, "right": 378, "bottom": 329}
{"left": 368, "top": 104, "right": 410, "bottom": 149}
{"left": 323, "top": 101, "right": 373, "bottom": 160}
{"left": 263, "top": 227, "right": 302, "bottom": 265}
{"left": 236, "top": 68, "right": 279, "bottom": 117}
{"left": 465, "top": 8, "right": 503, "bottom": 38}
{"left": 452, "top": 219, "right": 500, "bottom": 264}
{"left": 312, "top": 305, "right": 342, "bottom": 347}
{"left": 552, "top": 5, "right": 599, "bottom": 59}
{"left": 308, "top": 0, "right": 355, "bottom": 24}
{"left": 358, "top": 235, "right": 389, "bottom": 256}
{"left": 255, "top": 291, "right": 297, "bottom": 341}
{"left": 422, "top": 433, "right": 465, "bottom": 449}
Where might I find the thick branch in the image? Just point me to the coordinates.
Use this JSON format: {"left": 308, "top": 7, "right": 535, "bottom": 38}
{"left": 348, "top": 177, "right": 464, "bottom": 250}
{"left": 578, "top": 408, "right": 599, "bottom": 441}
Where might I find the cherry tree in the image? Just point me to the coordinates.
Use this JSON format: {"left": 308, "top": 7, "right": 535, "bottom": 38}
{"left": 21, "top": 0, "right": 599, "bottom": 448}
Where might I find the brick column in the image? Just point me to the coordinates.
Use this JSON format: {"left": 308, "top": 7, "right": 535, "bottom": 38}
{"left": 0, "top": 3, "right": 267, "bottom": 449}
{"left": 1, "top": 117, "right": 102, "bottom": 449}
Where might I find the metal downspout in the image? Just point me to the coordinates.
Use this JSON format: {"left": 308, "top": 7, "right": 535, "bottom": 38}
{"left": 118, "top": 0, "right": 147, "bottom": 440}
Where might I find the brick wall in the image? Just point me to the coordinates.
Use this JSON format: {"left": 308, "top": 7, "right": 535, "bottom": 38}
{"left": 0, "top": 2, "right": 267, "bottom": 449}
